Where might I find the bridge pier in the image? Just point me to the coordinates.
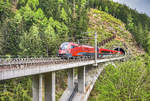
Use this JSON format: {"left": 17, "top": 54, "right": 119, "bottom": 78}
{"left": 68, "top": 68, "right": 74, "bottom": 90}
{"left": 39, "top": 74, "right": 43, "bottom": 101}
{"left": 32, "top": 72, "right": 55, "bottom": 101}
{"left": 78, "top": 66, "right": 85, "bottom": 93}
{"left": 32, "top": 75, "right": 39, "bottom": 101}
{"left": 44, "top": 72, "right": 55, "bottom": 101}
{"left": 32, "top": 74, "right": 43, "bottom": 101}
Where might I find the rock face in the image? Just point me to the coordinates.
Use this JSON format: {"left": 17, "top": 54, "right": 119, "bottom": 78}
{"left": 88, "top": 9, "right": 145, "bottom": 56}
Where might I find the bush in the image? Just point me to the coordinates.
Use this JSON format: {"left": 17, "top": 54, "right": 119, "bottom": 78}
{"left": 89, "top": 57, "right": 150, "bottom": 101}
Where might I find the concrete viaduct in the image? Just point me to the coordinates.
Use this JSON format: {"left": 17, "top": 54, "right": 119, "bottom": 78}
{"left": 0, "top": 56, "right": 125, "bottom": 101}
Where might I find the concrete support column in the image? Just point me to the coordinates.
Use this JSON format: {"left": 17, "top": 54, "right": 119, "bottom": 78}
{"left": 68, "top": 68, "right": 74, "bottom": 90}
{"left": 32, "top": 75, "right": 43, "bottom": 101}
{"left": 78, "top": 66, "right": 85, "bottom": 93}
{"left": 39, "top": 75, "right": 43, "bottom": 101}
{"left": 32, "top": 75, "right": 39, "bottom": 101}
{"left": 44, "top": 72, "right": 55, "bottom": 101}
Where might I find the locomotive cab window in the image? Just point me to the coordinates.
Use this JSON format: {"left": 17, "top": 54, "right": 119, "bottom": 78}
{"left": 71, "top": 45, "right": 77, "bottom": 49}
{"left": 60, "top": 42, "right": 69, "bottom": 50}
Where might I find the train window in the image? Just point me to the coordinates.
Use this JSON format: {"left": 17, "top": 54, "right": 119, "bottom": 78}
{"left": 101, "top": 51, "right": 112, "bottom": 54}
{"left": 60, "top": 42, "right": 69, "bottom": 50}
{"left": 71, "top": 45, "right": 76, "bottom": 49}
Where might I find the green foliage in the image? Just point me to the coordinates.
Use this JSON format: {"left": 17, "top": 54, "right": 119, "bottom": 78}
{"left": 104, "top": 6, "right": 109, "bottom": 13}
{"left": 0, "top": 1, "right": 14, "bottom": 54}
{"left": 146, "top": 36, "right": 150, "bottom": 54}
{"left": 0, "top": 77, "right": 32, "bottom": 101}
{"left": 26, "top": 0, "right": 39, "bottom": 10}
{"left": 60, "top": 8, "right": 68, "bottom": 23}
{"left": 89, "top": 57, "right": 150, "bottom": 101}
{"left": 126, "top": 14, "right": 134, "bottom": 30}
{"left": 19, "top": 25, "right": 44, "bottom": 56}
{"left": 0, "top": 91, "right": 14, "bottom": 101}
{"left": 0, "top": 0, "right": 89, "bottom": 56}
{"left": 0, "top": 1, "right": 13, "bottom": 23}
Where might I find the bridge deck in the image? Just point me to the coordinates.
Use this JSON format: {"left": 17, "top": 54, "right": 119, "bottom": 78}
{"left": 0, "top": 56, "right": 125, "bottom": 80}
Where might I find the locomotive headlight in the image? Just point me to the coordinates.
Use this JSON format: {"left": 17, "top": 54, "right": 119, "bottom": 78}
{"left": 66, "top": 50, "right": 70, "bottom": 53}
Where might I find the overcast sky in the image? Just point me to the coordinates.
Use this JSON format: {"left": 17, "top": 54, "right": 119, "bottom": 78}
{"left": 112, "top": 0, "right": 150, "bottom": 16}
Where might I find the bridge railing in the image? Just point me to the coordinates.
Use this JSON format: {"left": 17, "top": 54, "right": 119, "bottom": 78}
{"left": 0, "top": 54, "right": 124, "bottom": 72}
{"left": 0, "top": 55, "right": 124, "bottom": 65}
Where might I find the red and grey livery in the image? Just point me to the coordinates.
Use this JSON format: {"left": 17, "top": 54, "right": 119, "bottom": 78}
{"left": 58, "top": 42, "right": 125, "bottom": 58}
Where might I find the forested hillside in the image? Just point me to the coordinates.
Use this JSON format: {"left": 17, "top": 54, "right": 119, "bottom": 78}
{"left": 0, "top": 0, "right": 150, "bottom": 101}
{"left": 0, "top": 0, "right": 88, "bottom": 57}
{"left": 87, "top": 1, "right": 150, "bottom": 100}
{"left": 87, "top": 9, "right": 145, "bottom": 56}
{"left": 87, "top": 9, "right": 150, "bottom": 101}
{"left": 89, "top": 0, "right": 150, "bottom": 54}
{"left": 0, "top": 0, "right": 150, "bottom": 56}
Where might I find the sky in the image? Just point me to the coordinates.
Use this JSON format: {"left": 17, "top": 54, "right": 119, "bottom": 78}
{"left": 112, "top": 0, "right": 150, "bottom": 16}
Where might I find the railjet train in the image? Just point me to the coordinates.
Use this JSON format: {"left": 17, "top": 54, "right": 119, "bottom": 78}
{"left": 58, "top": 42, "right": 125, "bottom": 58}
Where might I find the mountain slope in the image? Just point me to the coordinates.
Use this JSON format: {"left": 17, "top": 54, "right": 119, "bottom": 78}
{"left": 87, "top": 9, "right": 150, "bottom": 101}
{"left": 87, "top": 9, "right": 145, "bottom": 56}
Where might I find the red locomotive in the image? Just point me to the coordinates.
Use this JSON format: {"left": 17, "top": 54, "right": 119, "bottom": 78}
{"left": 58, "top": 42, "right": 124, "bottom": 58}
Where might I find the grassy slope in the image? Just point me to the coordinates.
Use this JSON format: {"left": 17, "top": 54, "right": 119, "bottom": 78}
{"left": 87, "top": 9, "right": 145, "bottom": 56}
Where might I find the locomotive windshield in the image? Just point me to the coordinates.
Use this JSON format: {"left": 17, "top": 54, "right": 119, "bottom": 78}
{"left": 60, "top": 42, "right": 69, "bottom": 50}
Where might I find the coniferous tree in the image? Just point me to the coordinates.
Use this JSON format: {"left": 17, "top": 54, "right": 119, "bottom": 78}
{"left": 127, "top": 14, "right": 134, "bottom": 31}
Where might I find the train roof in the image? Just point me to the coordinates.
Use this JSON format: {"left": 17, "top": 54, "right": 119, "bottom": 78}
{"left": 61, "top": 42, "right": 94, "bottom": 48}
{"left": 80, "top": 45, "right": 94, "bottom": 48}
